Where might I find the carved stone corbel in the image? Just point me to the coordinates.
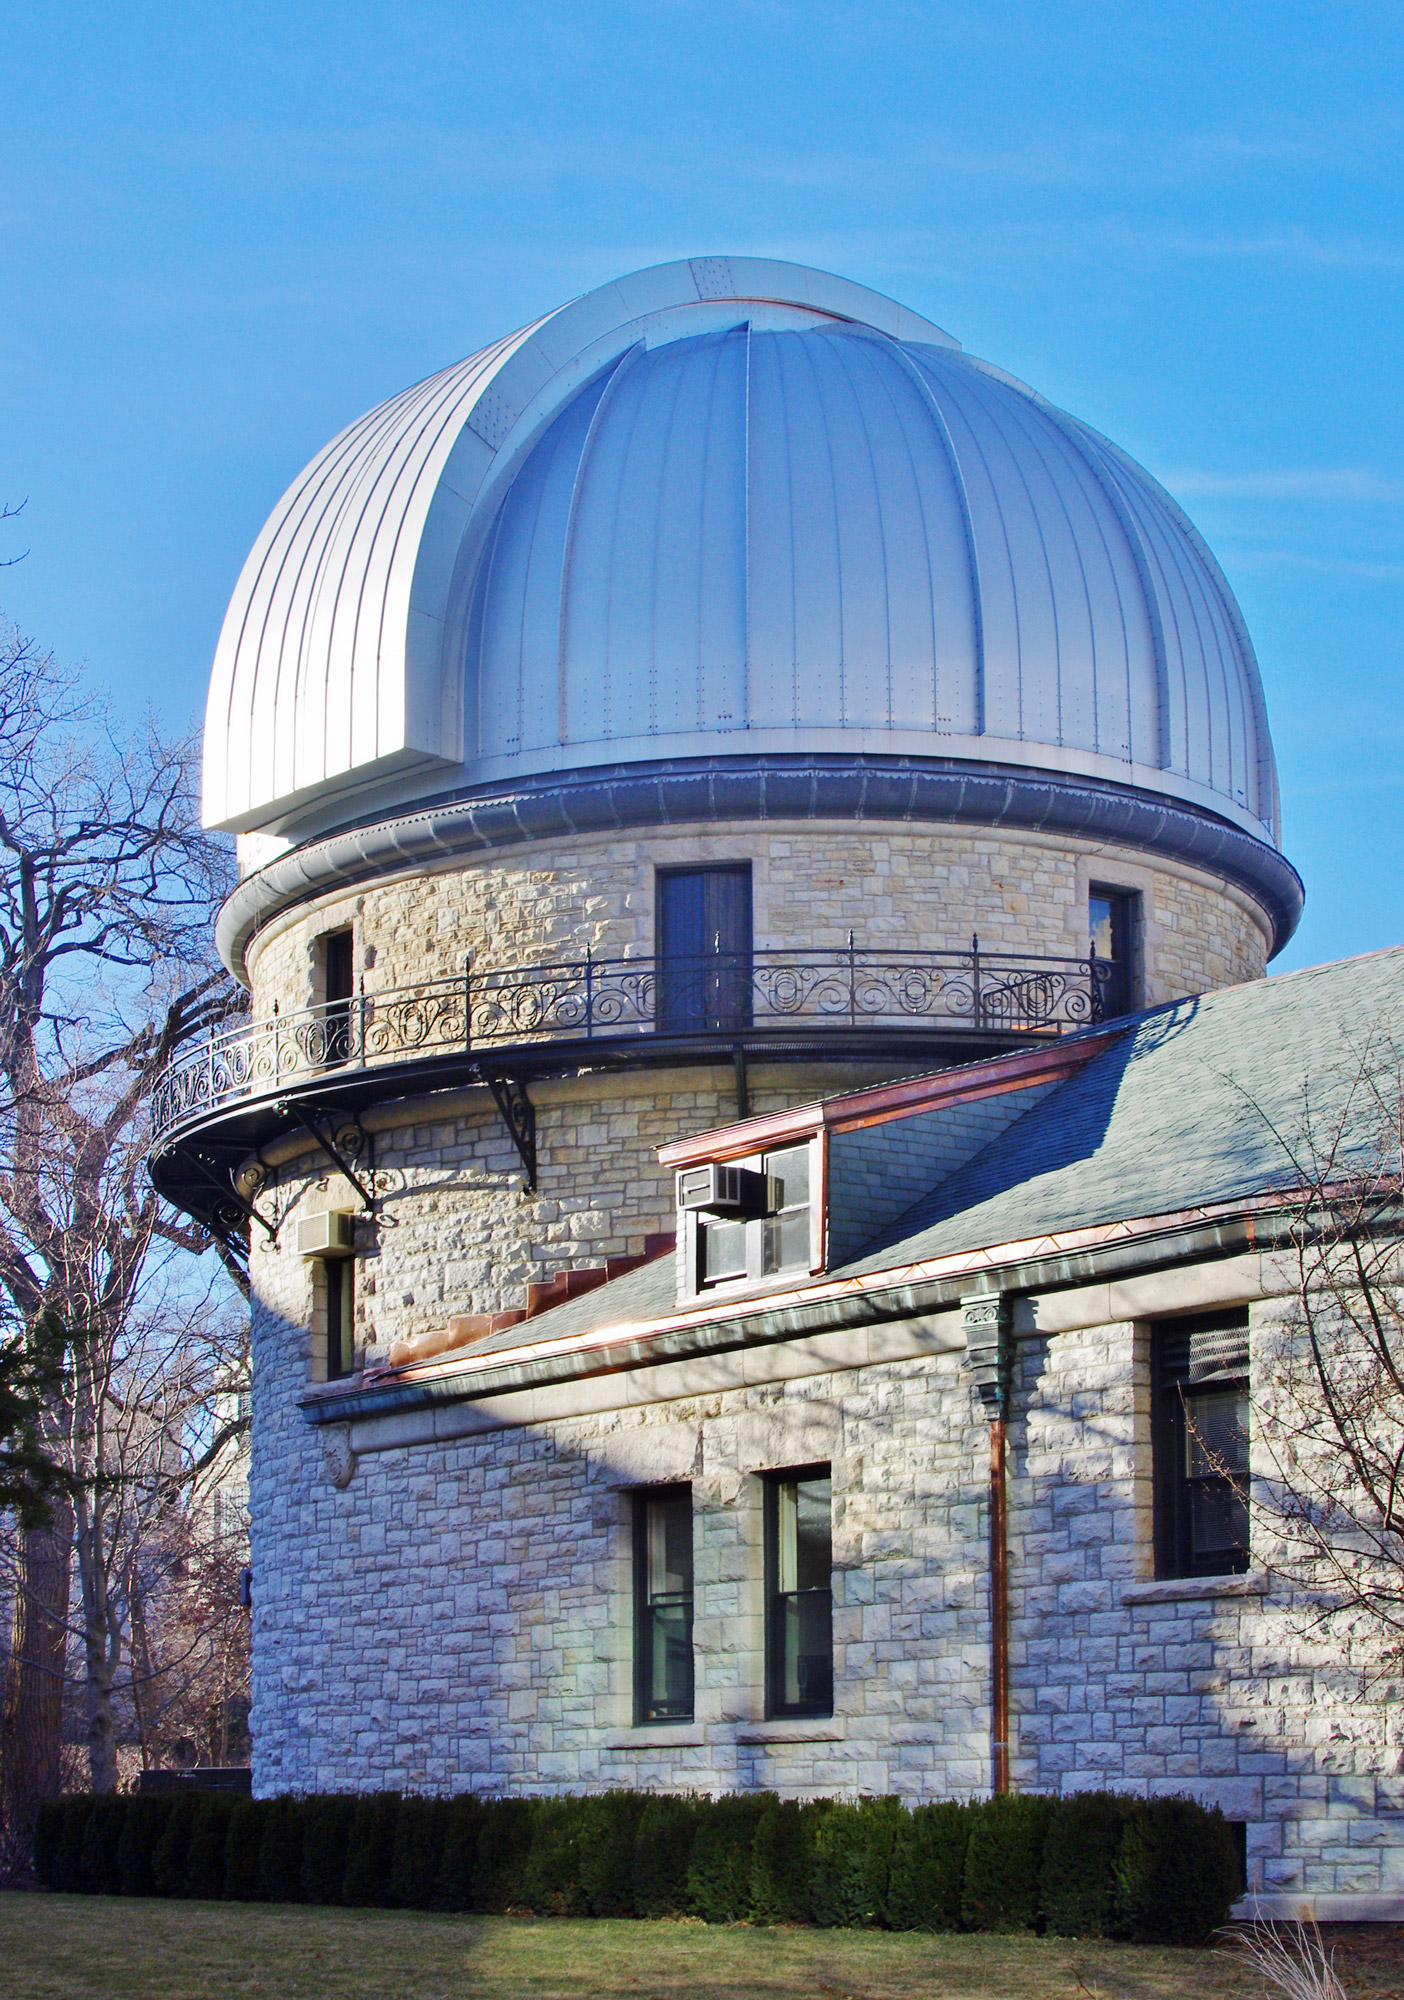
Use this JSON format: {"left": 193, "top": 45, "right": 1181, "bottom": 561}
{"left": 320, "top": 1424, "right": 357, "bottom": 1490}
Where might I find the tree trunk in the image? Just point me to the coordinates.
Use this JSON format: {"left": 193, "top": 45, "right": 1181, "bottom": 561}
{"left": 0, "top": 1502, "right": 74, "bottom": 1869}
{"left": 74, "top": 1494, "right": 119, "bottom": 1794}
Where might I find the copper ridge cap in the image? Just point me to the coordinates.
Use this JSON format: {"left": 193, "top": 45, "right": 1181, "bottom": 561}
{"left": 358, "top": 1183, "right": 1297, "bottom": 1401}
{"left": 656, "top": 1028, "right": 1124, "bottom": 1169}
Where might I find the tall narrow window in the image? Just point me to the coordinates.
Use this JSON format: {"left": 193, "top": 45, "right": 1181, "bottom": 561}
{"left": 1088, "top": 886, "right": 1139, "bottom": 1019}
{"left": 765, "top": 1468, "right": 833, "bottom": 1717}
{"left": 657, "top": 866, "right": 752, "bottom": 1032}
{"left": 325, "top": 1258, "right": 355, "bottom": 1380}
{"left": 633, "top": 1487, "right": 694, "bottom": 1723}
{"left": 323, "top": 929, "right": 355, "bottom": 1066}
{"left": 1153, "top": 1311, "right": 1250, "bottom": 1578}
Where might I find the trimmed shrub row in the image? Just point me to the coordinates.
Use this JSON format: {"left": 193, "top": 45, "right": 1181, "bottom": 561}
{"left": 31, "top": 1786, "right": 1241, "bottom": 1945}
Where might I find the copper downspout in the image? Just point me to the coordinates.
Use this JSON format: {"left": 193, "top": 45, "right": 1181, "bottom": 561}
{"left": 963, "top": 1291, "right": 1012, "bottom": 1798}
{"left": 989, "top": 1414, "right": 1010, "bottom": 1794}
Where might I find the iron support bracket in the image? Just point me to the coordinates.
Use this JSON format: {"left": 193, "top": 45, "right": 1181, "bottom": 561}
{"left": 285, "top": 1107, "right": 376, "bottom": 1212}
{"left": 478, "top": 1071, "right": 537, "bottom": 1189}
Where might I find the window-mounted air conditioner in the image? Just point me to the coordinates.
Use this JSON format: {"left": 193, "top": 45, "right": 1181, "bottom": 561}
{"left": 675, "top": 1163, "right": 778, "bottom": 1218}
{"left": 297, "top": 1211, "right": 356, "bottom": 1258}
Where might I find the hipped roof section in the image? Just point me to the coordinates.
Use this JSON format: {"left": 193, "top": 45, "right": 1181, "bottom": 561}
{"left": 348, "top": 947, "right": 1404, "bottom": 1392}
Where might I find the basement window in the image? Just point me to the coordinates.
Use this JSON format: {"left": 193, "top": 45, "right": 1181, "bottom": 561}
{"left": 1152, "top": 1311, "right": 1250, "bottom": 1578}
{"left": 633, "top": 1487, "right": 694, "bottom": 1724}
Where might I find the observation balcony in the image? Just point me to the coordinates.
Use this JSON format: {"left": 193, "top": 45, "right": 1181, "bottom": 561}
{"left": 148, "top": 938, "right": 1114, "bottom": 1245}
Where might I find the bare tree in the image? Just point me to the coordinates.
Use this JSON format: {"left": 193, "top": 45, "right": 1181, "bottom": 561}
{"left": 1242, "top": 1033, "right": 1404, "bottom": 1659}
{"left": 0, "top": 624, "right": 242, "bottom": 1863}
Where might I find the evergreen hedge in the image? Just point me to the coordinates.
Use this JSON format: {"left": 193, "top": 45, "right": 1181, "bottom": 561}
{"left": 184, "top": 1794, "right": 239, "bottom": 1899}
{"left": 1041, "top": 1790, "right": 1133, "bottom": 1938}
{"left": 117, "top": 1796, "right": 172, "bottom": 1897}
{"left": 150, "top": 1794, "right": 198, "bottom": 1897}
{"left": 24, "top": 1785, "right": 1242, "bottom": 1943}
{"left": 224, "top": 1798, "right": 268, "bottom": 1902}
{"left": 79, "top": 1794, "right": 127, "bottom": 1896}
{"left": 961, "top": 1793, "right": 1058, "bottom": 1933}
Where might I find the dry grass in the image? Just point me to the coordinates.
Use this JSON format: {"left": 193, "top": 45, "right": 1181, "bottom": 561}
{"left": 1, "top": 1895, "right": 1402, "bottom": 2000}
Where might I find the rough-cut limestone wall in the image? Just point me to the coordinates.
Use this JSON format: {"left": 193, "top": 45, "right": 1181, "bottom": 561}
{"left": 1009, "top": 1311, "right": 1403, "bottom": 1905}
{"left": 244, "top": 821, "right": 1271, "bottom": 1018}
{"left": 254, "top": 1063, "right": 873, "bottom": 1362}
{"left": 247, "top": 1298, "right": 992, "bottom": 1803}
{"left": 247, "top": 1277, "right": 1402, "bottom": 1903}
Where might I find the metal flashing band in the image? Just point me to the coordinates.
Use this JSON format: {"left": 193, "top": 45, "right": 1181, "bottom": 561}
{"left": 218, "top": 753, "right": 1304, "bottom": 980}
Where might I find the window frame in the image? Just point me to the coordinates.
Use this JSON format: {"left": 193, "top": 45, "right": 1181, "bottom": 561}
{"left": 1087, "top": 883, "right": 1141, "bottom": 1018}
{"left": 323, "top": 1256, "right": 355, "bottom": 1381}
{"left": 320, "top": 927, "right": 356, "bottom": 1066}
{"left": 1151, "top": 1310, "right": 1251, "bottom": 1579}
{"left": 679, "top": 1139, "right": 819, "bottom": 1300}
{"left": 655, "top": 863, "right": 753, "bottom": 1033}
{"left": 632, "top": 1484, "right": 695, "bottom": 1726}
{"left": 763, "top": 1463, "right": 834, "bottom": 1720}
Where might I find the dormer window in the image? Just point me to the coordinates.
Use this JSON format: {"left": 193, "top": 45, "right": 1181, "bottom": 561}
{"left": 677, "top": 1141, "right": 814, "bottom": 1296}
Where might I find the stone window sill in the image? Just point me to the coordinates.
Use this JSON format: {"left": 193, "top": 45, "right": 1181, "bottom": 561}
{"left": 736, "top": 1718, "right": 842, "bottom": 1745}
{"left": 301, "top": 1374, "right": 364, "bottom": 1403}
{"left": 1121, "top": 1571, "right": 1269, "bottom": 1606}
{"left": 605, "top": 1724, "right": 706, "bottom": 1750}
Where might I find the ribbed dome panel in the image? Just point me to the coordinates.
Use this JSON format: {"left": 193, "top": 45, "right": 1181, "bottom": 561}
{"left": 464, "top": 321, "right": 1275, "bottom": 834}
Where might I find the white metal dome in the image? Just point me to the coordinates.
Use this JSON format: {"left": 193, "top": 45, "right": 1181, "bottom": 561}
{"left": 466, "top": 323, "right": 1275, "bottom": 833}
{"left": 203, "top": 255, "right": 1281, "bottom": 857}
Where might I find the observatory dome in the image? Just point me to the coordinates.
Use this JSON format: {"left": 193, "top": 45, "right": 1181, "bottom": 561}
{"left": 204, "top": 257, "right": 1298, "bottom": 960}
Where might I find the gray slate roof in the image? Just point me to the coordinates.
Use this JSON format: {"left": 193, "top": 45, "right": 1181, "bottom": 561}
{"left": 461, "top": 947, "right": 1404, "bottom": 1354}
{"left": 842, "top": 944, "right": 1404, "bottom": 1275}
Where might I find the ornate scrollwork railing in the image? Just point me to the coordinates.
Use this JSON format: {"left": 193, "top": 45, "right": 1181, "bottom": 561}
{"left": 150, "top": 936, "right": 1114, "bottom": 1142}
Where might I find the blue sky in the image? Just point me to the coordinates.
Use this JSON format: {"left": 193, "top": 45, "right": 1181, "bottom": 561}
{"left": 2, "top": 1, "right": 1401, "bottom": 975}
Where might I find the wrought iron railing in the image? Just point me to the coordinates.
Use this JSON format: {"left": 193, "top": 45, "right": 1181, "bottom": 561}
{"left": 150, "top": 937, "right": 1112, "bottom": 1142}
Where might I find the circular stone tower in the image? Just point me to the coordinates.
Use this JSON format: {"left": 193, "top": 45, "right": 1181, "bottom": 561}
{"left": 156, "top": 255, "right": 1300, "bottom": 1380}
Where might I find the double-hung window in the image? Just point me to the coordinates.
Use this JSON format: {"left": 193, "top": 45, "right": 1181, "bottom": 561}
{"left": 683, "top": 1142, "right": 814, "bottom": 1294}
{"left": 1152, "top": 1311, "right": 1251, "bottom": 1578}
{"left": 765, "top": 1467, "right": 833, "bottom": 1717}
{"left": 633, "top": 1487, "right": 694, "bottom": 1724}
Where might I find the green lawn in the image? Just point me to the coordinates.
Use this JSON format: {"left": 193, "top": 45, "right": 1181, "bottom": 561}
{"left": 2, "top": 1896, "right": 1401, "bottom": 2000}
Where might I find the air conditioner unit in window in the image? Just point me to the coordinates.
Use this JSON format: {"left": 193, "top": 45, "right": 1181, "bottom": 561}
{"left": 297, "top": 1211, "right": 356, "bottom": 1258}
{"left": 675, "top": 1163, "right": 778, "bottom": 1217}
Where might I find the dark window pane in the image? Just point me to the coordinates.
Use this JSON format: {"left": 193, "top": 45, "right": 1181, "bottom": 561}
{"left": 1189, "top": 1477, "right": 1250, "bottom": 1562}
{"left": 635, "top": 1488, "right": 694, "bottom": 1724}
{"left": 1088, "top": 887, "right": 1138, "bottom": 1017}
{"left": 767, "top": 1472, "right": 832, "bottom": 1717}
{"left": 1152, "top": 1314, "right": 1251, "bottom": 1579}
{"left": 326, "top": 1260, "right": 354, "bottom": 1379}
{"left": 776, "top": 1590, "right": 833, "bottom": 1711}
{"left": 323, "top": 930, "right": 355, "bottom": 1065}
{"left": 648, "top": 1491, "right": 693, "bottom": 1600}
{"left": 1186, "top": 1387, "right": 1250, "bottom": 1476}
